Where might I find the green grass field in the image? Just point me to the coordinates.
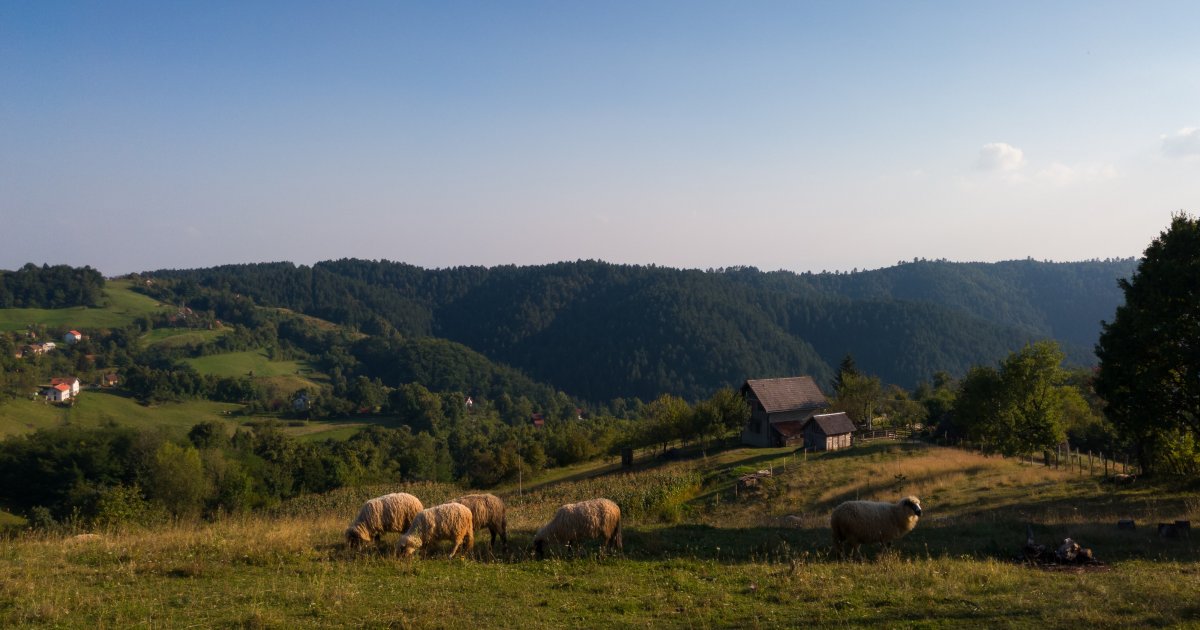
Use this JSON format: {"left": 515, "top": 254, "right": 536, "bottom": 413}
{"left": 0, "top": 279, "right": 170, "bottom": 332}
{"left": 183, "top": 350, "right": 312, "bottom": 379}
{"left": 1, "top": 442, "right": 1197, "bottom": 627}
{"left": 141, "top": 327, "right": 227, "bottom": 349}
{"left": 0, "top": 390, "right": 242, "bottom": 439}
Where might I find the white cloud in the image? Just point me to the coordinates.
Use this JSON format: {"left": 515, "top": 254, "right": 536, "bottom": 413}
{"left": 977, "top": 142, "right": 1025, "bottom": 171}
{"left": 1162, "top": 127, "right": 1200, "bottom": 158}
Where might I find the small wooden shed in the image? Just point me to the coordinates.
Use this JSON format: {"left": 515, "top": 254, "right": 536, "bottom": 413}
{"left": 802, "top": 412, "right": 856, "bottom": 451}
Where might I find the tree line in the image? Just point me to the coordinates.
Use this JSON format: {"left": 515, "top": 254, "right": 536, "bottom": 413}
{"left": 0, "top": 263, "right": 105, "bottom": 309}
{"left": 137, "top": 257, "right": 1136, "bottom": 400}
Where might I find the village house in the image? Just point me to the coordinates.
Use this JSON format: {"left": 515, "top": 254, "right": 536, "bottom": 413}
{"left": 740, "top": 376, "right": 831, "bottom": 448}
{"left": 51, "top": 377, "right": 81, "bottom": 397}
{"left": 46, "top": 383, "right": 72, "bottom": 403}
{"left": 102, "top": 373, "right": 119, "bottom": 387}
{"left": 64, "top": 330, "right": 84, "bottom": 344}
{"left": 801, "top": 412, "right": 857, "bottom": 451}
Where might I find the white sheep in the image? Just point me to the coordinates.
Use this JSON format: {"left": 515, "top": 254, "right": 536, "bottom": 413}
{"left": 344, "top": 492, "right": 424, "bottom": 549}
{"left": 830, "top": 495, "right": 922, "bottom": 558}
{"left": 396, "top": 502, "right": 475, "bottom": 559}
{"left": 533, "top": 498, "right": 622, "bottom": 558}
{"left": 452, "top": 493, "right": 508, "bottom": 548}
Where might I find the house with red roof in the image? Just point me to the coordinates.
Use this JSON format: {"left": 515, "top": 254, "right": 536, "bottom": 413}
{"left": 47, "top": 383, "right": 72, "bottom": 403}
{"left": 64, "top": 330, "right": 84, "bottom": 344}
{"left": 50, "top": 377, "right": 81, "bottom": 396}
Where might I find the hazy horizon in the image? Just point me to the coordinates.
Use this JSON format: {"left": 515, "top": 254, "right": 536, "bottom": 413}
{"left": 4, "top": 1, "right": 1197, "bottom": 277}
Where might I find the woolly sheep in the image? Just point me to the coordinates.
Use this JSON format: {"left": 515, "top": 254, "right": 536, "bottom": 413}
{"left": 532, "top": 498, "right": 622, "bottom": 558}
{"left": 452, "top": 493, "right": 508, "bottom": 548}
{"left": 396, "top": 502, "right": 475, "bottom": 558}
{"left": 830, "top": 496, "right": 922, "bottom": 558}
{"left": 344, "top": 492, "right": 424, "bottom": 549}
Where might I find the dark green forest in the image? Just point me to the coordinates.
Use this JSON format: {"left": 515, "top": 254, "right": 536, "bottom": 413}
{"left": 141, "top": 257, "right": 1135, "bottom": 401}
{"left": 0, "top": 263, "right": 105, "bottom": 309}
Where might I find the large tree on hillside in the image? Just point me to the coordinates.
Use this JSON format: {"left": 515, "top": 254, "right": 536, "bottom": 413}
{"left": 953, "top": 341, "right": 1074, "bottom": 456}
{"left": 1095, "top": 212, "right": 1200, "bottom": 475}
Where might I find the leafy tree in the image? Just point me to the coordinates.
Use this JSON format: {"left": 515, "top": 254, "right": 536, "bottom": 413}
{"left": 832, "top": 371, "right": 884, "bottom": 429}
{"left": 1096, "top": 212, "right": 1200, "bottom": 474}
{"left": 953, "top": 341, "right": 1071, "bottom": 456}
{"left": 145, "top": 442, "right": 209, "bottom": 519}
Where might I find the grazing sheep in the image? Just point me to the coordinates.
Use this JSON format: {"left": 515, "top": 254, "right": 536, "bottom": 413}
{"left": 533, "top": 498, "right": 622, "bottom": 558}
{"left": 452, "top": 493, "right": 508, "bottom": 548}
{"left": 396, "top": 502, "right": 475, "bottom": 558}
{"left": 344, "top": 492, "right": 424, "bottom": 549}
{"left": 830, "top": 496, "right": 922, "bottom": 558}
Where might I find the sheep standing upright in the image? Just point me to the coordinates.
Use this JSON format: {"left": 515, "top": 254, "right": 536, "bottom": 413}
{"left": 533, "top": 498, "right": 622, "bottom": 558}
{"left": 344, "top": 492, "right": 424, "bottom": 549}
{"left": 452, "top": 493, "right": 508, "bottom": 549}
{"left": 396, "top": 502, "right": 475, "bottom": 559}
{"left": 830, "top": 496, "right": 922, "bottom": 558}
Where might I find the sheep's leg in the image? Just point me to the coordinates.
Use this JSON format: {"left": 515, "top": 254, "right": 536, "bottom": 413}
{"left": 449, "top": 537, "right": 462, "bottom": 559}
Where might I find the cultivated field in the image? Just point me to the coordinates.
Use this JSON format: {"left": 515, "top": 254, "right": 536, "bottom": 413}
{"left": 1, "top": 442, "right": 1197, "bottom": 628}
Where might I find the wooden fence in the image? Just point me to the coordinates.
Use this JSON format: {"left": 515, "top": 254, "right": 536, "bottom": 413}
{"left": 940, "top": 438, "right": 1139, "bottom": 478}
{"left": 856, "top": 428, "right": 912, "bottom": 442}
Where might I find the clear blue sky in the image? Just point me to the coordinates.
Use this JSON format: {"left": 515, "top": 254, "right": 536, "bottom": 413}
{"left": 3, "top": 1, "right": 1198, "bottom": 275}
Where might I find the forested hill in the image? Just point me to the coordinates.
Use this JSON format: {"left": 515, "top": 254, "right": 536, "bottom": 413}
{"left": 142, "top": 258, "right": 1136, "bottom": 401}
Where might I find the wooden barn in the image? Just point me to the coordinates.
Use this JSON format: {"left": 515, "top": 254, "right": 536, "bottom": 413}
{"left": 740, "top": 376, "right": 830, "bottom": 448}
{"left": 802, "top": 412, "right": 857, "bottom": 451}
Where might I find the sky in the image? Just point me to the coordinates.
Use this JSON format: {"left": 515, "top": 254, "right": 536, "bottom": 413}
{"left": 3, "top": 1, "right": 1199, "bottom": 276}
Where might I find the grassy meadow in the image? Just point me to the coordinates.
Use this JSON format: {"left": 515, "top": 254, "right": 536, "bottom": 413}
{"left": 0, "top": 390, "right": 242, "bottom": 439}
{"left": 2, "top": 442, "right": 1197, "bottom": 628}
{"left": 0, "top": 280, "right": 169, "bottom": 333}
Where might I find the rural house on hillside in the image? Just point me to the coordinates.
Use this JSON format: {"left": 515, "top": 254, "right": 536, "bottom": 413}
{"left": 802, "top": 412, "right": 857, "bottom": 451}
{"left": 740, "top": 376, "right": 831, "bottom": 448}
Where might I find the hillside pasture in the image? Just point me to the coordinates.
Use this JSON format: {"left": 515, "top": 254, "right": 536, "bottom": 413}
{"left": 0, "top": 390, "right": 241, "bottom": 439}
{"left": 183, "top": 350, "right": 312, "bottom": 379}
{"left": 0, "top": 442, "right": 1197, "bottom": 627}
{"left": 141, "top": 326, "right": 227, "bottom": 349}
{"left": 0, "top": 279, "right": 170, "bottom": 332}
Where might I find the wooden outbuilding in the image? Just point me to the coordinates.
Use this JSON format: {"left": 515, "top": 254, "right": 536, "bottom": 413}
{"left": 802, "top": 412, "right": 857, "bottom": 451}
{"left": 740, "top": 376, "right": 830, "bottom": 448}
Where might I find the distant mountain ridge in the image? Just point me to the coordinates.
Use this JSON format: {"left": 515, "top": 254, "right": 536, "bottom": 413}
{"left": 143, "top": 257, "right": 1136, "bottom": 401}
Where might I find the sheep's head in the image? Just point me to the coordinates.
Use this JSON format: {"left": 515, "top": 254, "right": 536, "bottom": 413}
{"left": 900, "top": 496, "right": 922, "bottom": 517}
{"left": 345, "top": 527, "right": 370, "bottom": 549}
{"left": 532, "top": 538, "right": 546, "bottom": 559}
{"left": 396, "top": 534, "right": 422, "bottom": 557}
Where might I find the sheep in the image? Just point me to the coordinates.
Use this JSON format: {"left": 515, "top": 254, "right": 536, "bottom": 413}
{"left": 452, "top": 493, "right": 508, "bottom": 549}
{"left": 532, "top": 498, "right": 622, "bottom": 559}
{"left": 344, "top": 492, "right": 424, "bottom": 549}
{"left": 396, "top": 502, "right": 475, "bottom": 559}
{"left": 830, "top": 496, "right": 922, "bottom": 558}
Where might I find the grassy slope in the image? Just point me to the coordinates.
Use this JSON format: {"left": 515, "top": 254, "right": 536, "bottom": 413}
{"left": 0, "top": 279, "right": 169, "bottom": 332}
{"left": 1, "top": 442, "right": 1197, "bottom": 628}
{"left": 141, "top": 327, "right": 227, "bottom": 348}
{"left": 0, "top": 390, "right": 242, "bottom": 439}
{"left": 183, "top": 350, "right": 310, "bottom": 379}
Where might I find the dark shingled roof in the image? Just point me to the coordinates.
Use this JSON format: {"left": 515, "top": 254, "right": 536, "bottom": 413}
{"left": 803, "top": 412, "right": 857, "bottom": 436}
{"left": 742, "top": 376, "right": 829, "bottom": 413}
{"left": 771, "top": 420, "right": 807, "bottom": 438}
